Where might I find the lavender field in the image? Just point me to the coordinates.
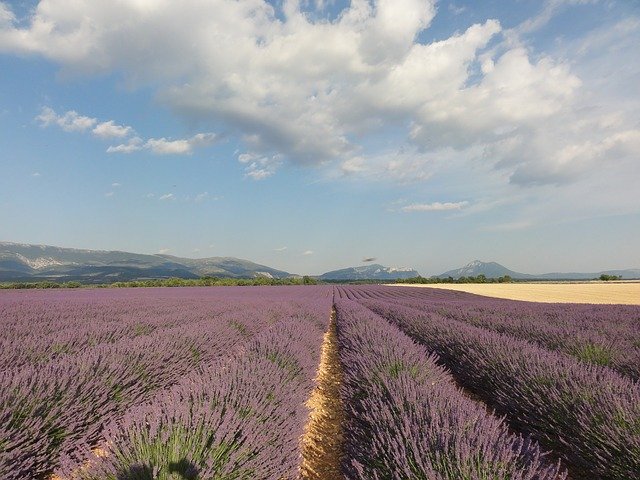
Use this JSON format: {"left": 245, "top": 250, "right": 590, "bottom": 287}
{"left": 1, "top": 286, "right": 638, "bottom": 479}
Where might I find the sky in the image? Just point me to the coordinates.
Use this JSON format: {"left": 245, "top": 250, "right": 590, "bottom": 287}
{"left": 0, "top": 0, "right": 639, "bottom": 276}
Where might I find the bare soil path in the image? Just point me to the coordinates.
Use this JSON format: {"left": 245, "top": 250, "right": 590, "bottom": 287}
{"left": 299, "top": 308, "right": 345, "bottom": 480}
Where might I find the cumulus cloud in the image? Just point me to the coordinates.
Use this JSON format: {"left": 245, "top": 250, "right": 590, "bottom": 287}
{"left": 302, "top": 250, "right": 314, "bottom": 256}
{"left": 157, "top": 248, "right": 170, "bottom": 254}
{"left": 158, "top": 193, "right": 175, "bottom": 201}
{"left": 4, "top": 0, "right": 639, "bottom": 216}
{"left": 336, "top": 146, "right": 471, "bottom": 184}
{"left": 36, "top": 107, "right": 96, "bottom": 132}
{"left": 36, "top": 106, "right": 215, "bottom": 155}
{"left": 92, "top": 120, "right": 134, "bottom": 138}
{"left": 108, "top": 133, "right": 216, "bottom": 155}
{"left": 238, "top": 152, "right": 282, "bottom": 180}
{"left": 401, "top": 201, "right": 469, "bottom": 212}
{"left": 0, "top": 3, "right": 15, "bottom": 27}
{"left": 145, "top": 133, "right": 216, "bottom": 155}
{"left": 111, "top": 182, "right": 121, "bottom": 187}
{"left": 106, "top": 137, "right": 144, "bottom": 153}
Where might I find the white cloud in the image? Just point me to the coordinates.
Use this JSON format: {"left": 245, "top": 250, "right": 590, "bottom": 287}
{"left": 144, "top": 138, "right": 190, "bottom": 155}
{"left": 4, "top": 0, "right": 638, "bottom": 217}
{"left": 31, "top": 171, "right": 41, "bottom": 177}
{"left": 107, "top": 137, "right": 144, "bottom": 153}
{"left": 35, "top": 106, "right": 215, "bottom": 155}
{"left": 274, "top": 246, "right": 287, "bottom": 252}
{"left": 0, "top": 3, "right": 15, "bottom": 27}
{"left": 92, "top": 120, "right": 134, "bottom": 138}
{"left": 302, "top": 250, "right": 314, "bottom": 256}
{"left": 105, "top": 191, "right": 114, "bottom": 197}
{"left": 238, "top": 152, "right": 282, "bottom": 180}
{"left": 145, "top": 133, "right": 216, "bottom": 155}
{"left": 111, "top": 182, "right": 121, "bottom": 187}
{"left": 36, "top": 106, "right": 96, "bottom": 132}
{"left": 109, "top": 134, "right": 217, "bottom": 155}
{"left": 401, "top": 201, "right": 469, "bottom": 212}
{"left": 336, "top": 146, "right": 469, "bottom": 184}
{"left": 158, "top": 248, "right": 170, "bottom": 254}
{"left": 158, "top": 193, "right": 175, "bottom": 201}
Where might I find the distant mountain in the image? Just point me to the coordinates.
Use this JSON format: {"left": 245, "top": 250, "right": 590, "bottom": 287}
{"left": 438, "top": 260, "right": 640, "bottom": 280}
{"left": 438, "top": 260, "right": 530, "bottom": 279}
{"left": 0, "top": 242, "right": 292, "bottom": 283}
{"left": 319, "top": 264, "right": 420, "bottom": 281}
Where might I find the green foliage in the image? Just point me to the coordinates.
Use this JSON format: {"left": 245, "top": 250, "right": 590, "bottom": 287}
{"left": 0, "top": 275, "right": 320, "bottom": 289}
{"left": 599, "top": 274, "right": 622, "bottom": 281}
{"left": 395, "top": 274, "right": 515, "bottom": 284}
{"left": 571, "top": 342, "right": 614, "bottom": 367}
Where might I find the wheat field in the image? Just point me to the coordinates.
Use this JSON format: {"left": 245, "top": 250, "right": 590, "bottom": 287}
{"left": 394, "top": 282, "right": 640, "bottom": 305}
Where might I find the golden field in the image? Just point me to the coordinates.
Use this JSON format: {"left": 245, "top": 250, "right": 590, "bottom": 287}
{"left": 395, "top": 282, "right": 640, "bottom": 305}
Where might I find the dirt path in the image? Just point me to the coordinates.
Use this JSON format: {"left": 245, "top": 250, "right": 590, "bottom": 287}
{"left": 393, "top": 282, "right": 640, "bottom": 304}
{"left": 299, "top": 308, "right": 345, "bottom": 480}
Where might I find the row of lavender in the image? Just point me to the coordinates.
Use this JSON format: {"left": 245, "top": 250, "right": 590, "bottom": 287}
{"left": 0, "top": 288, "right": 290, "bottom": 371}
{"left": 0, "top": 287, "right": 330, "bottom": 479}
{"left": 3, "top": 284, "right": 637, "bottom": 478}
{"left": 56, "top": 293, "right": 330, "bottom": 479}
{"left": 334, "top": 299, "right": 565, "bottom": 479}
{"left": 343, "top": 284, "right": 640, "bottom": 380}
{"left": 340, "top": 286, "right": 640, "bottom": 479}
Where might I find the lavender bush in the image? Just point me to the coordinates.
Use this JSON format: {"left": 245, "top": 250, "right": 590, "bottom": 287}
{"left": 343, "top": 284, "right": 640, "bottom": 380}
{"left": 0, "top": 286, "right": 332, "bottom": 479}
{"left": 335, "top": 299, "right": 565, "bottom": 479}
{"left": 57, "top": 308, "right": 328, "bottom": 479}
{"left": 359, "top": 296, "right": 640, "bottom": 479}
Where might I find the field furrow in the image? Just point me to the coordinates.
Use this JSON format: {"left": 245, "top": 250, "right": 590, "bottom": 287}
{"left": 300, "top": 307, "right": 345, "bottom": 480}
{"left": 350, "top": 285, "right": 640, "bottom": 380}
{"left": 55, "top": 296, "right": 331, "bottom": 479}
{"left": 334, "top": 298, "right": 565, "bottom": 479}
{"left": 360, "top": 297, "right": 640, "bottom": 478}
{"left": 1, "top": 289, "right": 331, "bottom": 479}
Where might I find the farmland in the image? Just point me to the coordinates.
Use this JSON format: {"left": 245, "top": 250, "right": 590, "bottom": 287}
{"left": 396, "top": 281, "right": 640, "bottom": 305}
{"left": 1, "top": 286, "right": 639, "bottom": 479}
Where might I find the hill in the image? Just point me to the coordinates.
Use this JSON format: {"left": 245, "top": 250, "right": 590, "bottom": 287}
{"left": 438, "top": 260, "right": 640, "bottom": 280}
{"left": 0, "top": 242, "right": 292, "bottom": 283}
{"left": 319, "top": 264, "right": 420, "bottom": 281}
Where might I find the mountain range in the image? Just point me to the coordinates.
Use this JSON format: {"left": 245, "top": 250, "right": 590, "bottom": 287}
{"left": 318, "top": 264, "right": 419, "bottom": 281}
{"left": 438, "top": 260, "right": 640, "bottom": 280}
{"left": 0, "top": 242, "right": 291, "bottom": 283}
{"left": 1, "top": 242, "right": 638, "bottom": 283}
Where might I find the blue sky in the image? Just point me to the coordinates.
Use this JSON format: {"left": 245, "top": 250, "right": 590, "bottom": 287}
{"left": 1, "top": 0, "right": 639, "bottom": 275}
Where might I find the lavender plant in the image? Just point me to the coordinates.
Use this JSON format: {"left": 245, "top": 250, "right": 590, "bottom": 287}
{"left": 335, "top": 299, "right": 565, "bottom": 480}
{"left": 57, "top": 311, "right": 328, "bottom": 479}
{"left": 347, "top": 284, "right": 640, "bottom": 380}
{"left": 0, "top": 286, "right": 332, "bottom": 479}
{"left": 360, "top": 296, "right": 640, "bottom": 479}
